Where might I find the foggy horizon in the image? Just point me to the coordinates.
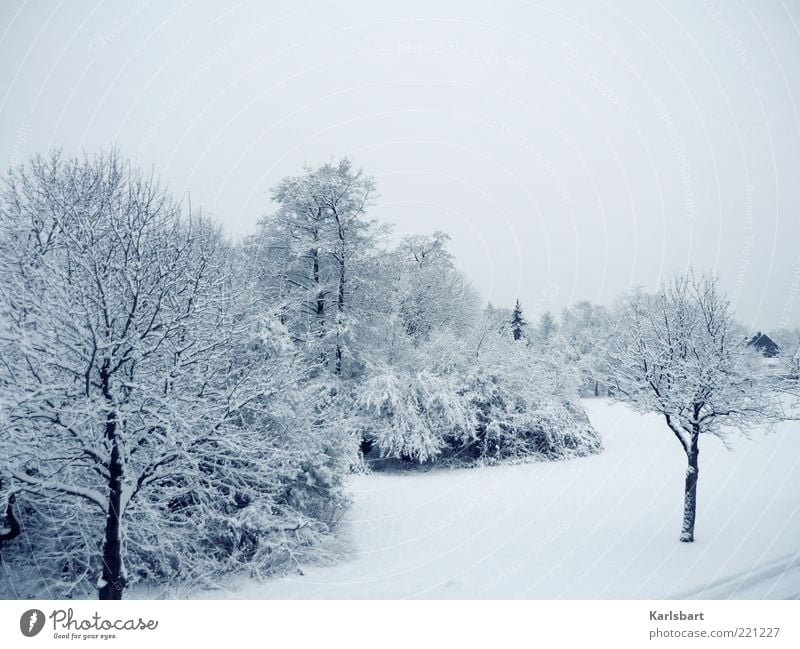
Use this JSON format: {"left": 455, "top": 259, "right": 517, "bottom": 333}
{"left": 2, "top": 0, "right": 800, "bottom": 329}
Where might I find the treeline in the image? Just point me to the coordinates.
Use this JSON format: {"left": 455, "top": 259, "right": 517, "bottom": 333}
{"left": 0, "top": 152, "right": 601, "bottom": 599}
{"left": 2, "top": 151, "right": 792, "bottom": 598}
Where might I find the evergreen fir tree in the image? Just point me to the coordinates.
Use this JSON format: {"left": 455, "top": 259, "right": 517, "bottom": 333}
{"left": 511, "top": 299, "right": 526, "bottom": 340}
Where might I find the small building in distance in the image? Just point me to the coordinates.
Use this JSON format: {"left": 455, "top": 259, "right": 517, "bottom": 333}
{"left": 747, "top": 332, "right": 780, "bottom": 358}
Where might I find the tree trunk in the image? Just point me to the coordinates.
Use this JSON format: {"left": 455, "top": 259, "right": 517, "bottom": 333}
{"left": 0, "top": 493, "right": 21, "bottom": 562}
{"left": 312, "top": 248, "right": 324, "bottom": 321}
{"left": 99, "top": 412, "right": 126, "bottom": 600}
{"left": 594, "top": 381, "right": 599, "bottom": 397}
{"left": 310, "top": 247, "right": 328, "bottom": 368}
{"left": 334, "top": 261, "right": 345, "bottom": 375}
{"left": 680, "top": 434, "right": 700, "bottom": 542}
{"left": 0, "top": 494, "right": 20, "bottom": 541}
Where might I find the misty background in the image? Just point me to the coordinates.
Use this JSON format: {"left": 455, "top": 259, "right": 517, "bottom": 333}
{"left": 1, "top": 0, "right": 799, "bottom": 330}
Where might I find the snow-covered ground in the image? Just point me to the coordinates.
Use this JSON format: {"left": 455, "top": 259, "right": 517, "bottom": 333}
{"left": 196, "top": 399, "right": 800, "bottom": 599}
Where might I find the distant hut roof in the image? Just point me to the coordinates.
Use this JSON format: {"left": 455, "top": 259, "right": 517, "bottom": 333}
{"left": 747, "top": 332, "right": 780, "bottom": 357}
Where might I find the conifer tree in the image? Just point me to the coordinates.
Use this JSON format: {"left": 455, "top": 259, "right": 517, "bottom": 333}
{"left": 511, "top": 299, "right": 526, "bottom": 341}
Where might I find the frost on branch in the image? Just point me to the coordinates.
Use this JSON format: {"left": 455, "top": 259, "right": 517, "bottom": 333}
{"left": 0, "top": 151, "right": 349, "bottom": 598}
{"left": 0, "top": 151, "right": 607, "bottom": 597}
{"left": 356, "top": 325, "right": 602, "bottom": 466}
{"left": 598, "top": 271, "right": 781, "bottom": 541}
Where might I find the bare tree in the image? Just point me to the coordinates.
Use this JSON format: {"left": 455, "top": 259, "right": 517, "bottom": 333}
{"left": 600, "top": 272, "right": 780, "bottom": 542}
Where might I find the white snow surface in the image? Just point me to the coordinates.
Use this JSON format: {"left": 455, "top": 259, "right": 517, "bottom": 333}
{"left": 197, "top": 399, "right": 800, "bottom": 599}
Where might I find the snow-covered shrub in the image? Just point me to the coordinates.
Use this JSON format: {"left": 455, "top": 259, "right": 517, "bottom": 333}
{"left": 450, "top": 370, "right": 600, "bottom": 465}
{"left": 357, "top": 366, "right": 476, "bottom": 462}
{"left": 0, "top": 495, "right": 98, "bottom": 599}
{"left": 1, "top": 417, "right": 352, "bottom": 598}
{"left": 356, "top": 326, "right": 602, "bottom": 467}
{"left": 439, "top": 327, "right": 599, "bottom": 464}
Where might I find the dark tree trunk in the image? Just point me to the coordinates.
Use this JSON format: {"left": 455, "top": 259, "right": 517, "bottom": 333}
{"left": 99, "top": 411, "right": 126, "bottom": 600}
{"left": 312, "top": 248, "right": 324, "bottom": 321}
{"left": 680, "top": 432, "right": 700, "bottom": 542}
{"left": 594, "top": 381, "right": 599, "bottom": 397}
{"left": 334, "top": 261, "right": 345, "bottom": 375}
{"left": 0, "top": 493, "right": 21, "bottom": 562}
{"left": 0, "top": 494, "right": 20, "bottom": 542}
{"left": 310, "top": 247, "right": 327, "bottom": 368}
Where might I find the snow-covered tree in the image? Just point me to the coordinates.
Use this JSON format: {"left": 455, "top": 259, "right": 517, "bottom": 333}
{"left": 599, "top": 272, "right": 780, "bottom": 542}
{"left": 0, "top": 152, "right": 348, "bottom": 598}
{"left": 772, "top": 327, "right": 800, "bottom": 361}
{"left": 354, "top": 237, "right": 482, "bottom": 462}
{"left": 253, "top": 158, "right": 379, "bottom": 375}
{"left": 510, "top": 299, "right": 526, "bottom": 341}
{"left": 561, "top": 301, "right": 612, "bottom": 396}
{"left": 537, "top": 311, "right": 558, "bottom": 342}
{"left": 392, "top": 232, "right": 479, "bottom": 344}
{"left": 771, "top": 327, "right": 800, "bottom": 397}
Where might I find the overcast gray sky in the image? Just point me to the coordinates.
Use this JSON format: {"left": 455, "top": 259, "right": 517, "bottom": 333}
{"left": 2, "top": 0, "right": 800, "bottom": 330}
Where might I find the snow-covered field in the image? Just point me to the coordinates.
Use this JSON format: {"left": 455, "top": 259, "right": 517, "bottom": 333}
{"left": 195, "top": 399, "right": 800, "bottom": 599}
